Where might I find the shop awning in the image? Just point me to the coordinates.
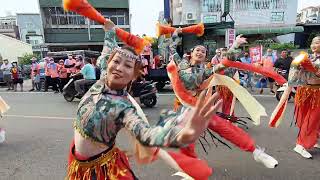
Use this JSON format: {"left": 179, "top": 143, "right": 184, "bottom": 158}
{"left": 214, "top": 26, "right": 304, "bottom": 35}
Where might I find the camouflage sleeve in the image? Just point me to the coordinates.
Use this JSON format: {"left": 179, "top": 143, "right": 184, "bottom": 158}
{"left": 212, "top": 63, "right": 227, "bottom": 73}
{"left": 168, "top": 34, "right": 183, "bottom": 65}
{"left": 122, "top": 107, "right": 187, "bottom": 148}
{"left": 97, "top": 29, "right": 119, "bottom": 75}
{"left": 204, "top": 66, "right": 214, "bottom": 78}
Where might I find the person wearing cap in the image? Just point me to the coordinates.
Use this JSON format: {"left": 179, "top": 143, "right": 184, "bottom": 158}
{"left": 1, "top": 59, "right": 13, "bottom": 90}
{"left": 64, "top": 54, "right": 76, "bottom": 79}
{"left": 58, "top": 59, "right": 68, "bottom": 93}
{"left": 48, "top": 58, "right": 60, "bottom": 93}
{"left": 44, "top": 57, "right": 52, "bottom": 92}
{"left": 74, "top": 56, "right": 84, "bottom": 74}
{"left": 29, "top": 57, "right": 40, "bottom": 91}
{"left": 74, "top": 57, "right": 96, "bottom": 96}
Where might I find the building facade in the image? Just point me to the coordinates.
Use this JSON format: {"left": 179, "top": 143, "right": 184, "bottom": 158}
{"left": 0, "top": 15, "right": 20, "bottom": 39}
{"left": 298, "top": 6, "right": 320, "bottom": 24}
{"left": 38, "top": 0, "right": 130, "bottom": 52}
{"left": 16, "top": 13, "right": 45, "bottom": 56}
{"left": 0, "top": 34, "right": 33, "bottom": 63}
{"left": 167, "top": 0, "right": 303, "bottom": 54}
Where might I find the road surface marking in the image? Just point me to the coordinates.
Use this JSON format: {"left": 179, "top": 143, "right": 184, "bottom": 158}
{"left": 0, "top": 91, "right": 53, "bottom": 94}
{"left": 1, "top": 91, "right": 274, "bottom": 98}
{"left": 158, "top": 93, "right": 274, "bottom": 98}
{"left": 3, "top": 114, "right": 74, "bottom": 120}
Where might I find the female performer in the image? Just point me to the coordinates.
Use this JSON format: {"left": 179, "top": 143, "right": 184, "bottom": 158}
{"left": 286, "top": 36, "right": 320, "bottom": 158}
{"left": 167, "top": 28, "right": 278, "bottom": 169}
{"left": 66, "top": 21, "right": 222, "bottom": 180}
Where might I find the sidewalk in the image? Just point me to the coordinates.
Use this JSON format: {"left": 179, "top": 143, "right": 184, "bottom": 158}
{"left": 0, "top": 79, "right": 45, "bottom": 92}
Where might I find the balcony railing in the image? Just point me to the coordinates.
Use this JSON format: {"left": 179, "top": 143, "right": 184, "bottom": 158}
{"left": 0, "top": 24, "right": 15, "bottom": 30}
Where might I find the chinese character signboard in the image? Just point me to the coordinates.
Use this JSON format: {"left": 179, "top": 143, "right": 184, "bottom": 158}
{"left": 225, "top": 28, "right": 236, "bottom": 48}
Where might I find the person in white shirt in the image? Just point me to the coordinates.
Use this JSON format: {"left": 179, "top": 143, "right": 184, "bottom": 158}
{"left": 0, "top": 59, "right": 13, "bottom": 90}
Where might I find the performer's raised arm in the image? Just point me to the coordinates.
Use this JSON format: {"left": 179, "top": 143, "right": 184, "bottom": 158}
{"left": 97, "top": 21, "right": 118, "bottom": 76}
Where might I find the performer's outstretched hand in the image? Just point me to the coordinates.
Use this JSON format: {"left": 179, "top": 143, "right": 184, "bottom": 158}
{"left": 235, "top": 34, "right": 248, "bottom": 46}
{"left": 103, "top": 20, "right": 116, "bottom": 32}
{"left": 173, "top": 27, "right": 183, "bottom": 36}
{"left": 177, "top": 91, "right": 222, "bottom": 144}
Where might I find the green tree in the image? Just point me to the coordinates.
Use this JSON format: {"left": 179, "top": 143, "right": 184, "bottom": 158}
{"left": 306, "top": 32, "right": 320, "bottom": 48}
{"left": 18, "top": 53, "right": 40, "bottom": 65}
{"left": 269, "top": 42, "right": 299, "bottom": 51}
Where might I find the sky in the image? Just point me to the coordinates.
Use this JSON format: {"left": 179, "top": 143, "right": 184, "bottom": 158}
{"left": 0, "top": 0, "right": 318, "bottom": 36}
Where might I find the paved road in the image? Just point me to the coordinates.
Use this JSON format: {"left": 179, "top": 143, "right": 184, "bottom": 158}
{"left": 0, "top": 92, "right": 319, "bottom": 180}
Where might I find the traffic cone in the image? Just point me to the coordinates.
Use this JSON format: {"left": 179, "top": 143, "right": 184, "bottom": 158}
{"left": 63, "top": 0, "right": 107, "bottom": 25}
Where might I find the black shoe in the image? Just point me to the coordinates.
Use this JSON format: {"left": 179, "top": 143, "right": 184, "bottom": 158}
{"left": 29, "top": 89, "right": 35, "bottom": 92}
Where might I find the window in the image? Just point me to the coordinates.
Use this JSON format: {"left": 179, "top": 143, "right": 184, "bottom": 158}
{"left": 42, "top": 7, "right": 129, "bottom": 27}
{"left": 271, "top": 12, "right": 284, "bottom": 22}
{"left": 201, "top": 0, "right": 222, "bottom": 12}
{"left": 100, "top": 8, "right": 129, "bottom": 25}
{"left": 117, "top": 17, "right": 125, "bottom": 25}
{"left": 233, "top": 0, "right": 287, "bottom": 10}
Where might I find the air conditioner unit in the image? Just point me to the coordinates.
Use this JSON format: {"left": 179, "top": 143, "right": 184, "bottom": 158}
{"left": 186, "top": 12, "right": 196, "bottom": 21}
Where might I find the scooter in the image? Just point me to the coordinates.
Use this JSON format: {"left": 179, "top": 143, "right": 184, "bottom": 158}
{"left": 62, "top": 74, "right": 96, "bottom": 102}
{"left": 275, "top": 83, "right": 296, "bottom": 101}
{"left": 130, "top": 81, "right": 158, "bottom": 108}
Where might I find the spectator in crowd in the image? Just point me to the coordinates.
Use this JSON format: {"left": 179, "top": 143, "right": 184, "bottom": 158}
{"left": 44, "top": 57, "right": 52, "bottom": 92}
{"left": 141, "top": 55, "right": 149, "bottom": 78}
{"left": 240, "top": 52, "right": 253, "bottom": 91}
{"left": 240, "top": 52, "right": 252, "bottom": 64}
{"left": 29, "top": 57, "right": 39, "bottom": 91}
{"left": 64, "top": 54, "right": 76, "bottom": 79}
{"left": 74, "top": 56, "right": 84, "bottom": 74}
{"left": 211, "top": 49, "right": 222, "bottom": 65}
{"left": 1, "top": 59, "right": 13, "bottom": 91}
{"left": 274, "top": 49, "right": 293, "bottom": 80}
{"left": 91, "top": 57, "right": 101, "bottom": 80}
{"left": 48, "top": 58, "right": 59, "bottom": 93}
{"left": 74, "top": 57, "right": 96, "bottom": 96}
{"left": 10, "top": 62, "right": 23, "bottom": 92}
{"left": 253, "top": 63, "right": 267, "bottom": 94}
{"left": 58, "top": 59, "right": 68, "bottom": 93}
{"left": 262, "top": 48, "right": 277, "bottom": 94}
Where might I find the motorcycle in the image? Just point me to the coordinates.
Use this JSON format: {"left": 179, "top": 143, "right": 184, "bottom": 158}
{"left": 130, "top": 81, "right": 158, "bottom": 108}
{"left": 62, "top": 74, "right": 96, "bottom": 102}
{"left": 275, "top": 83, "right": 296, "bottom": 101}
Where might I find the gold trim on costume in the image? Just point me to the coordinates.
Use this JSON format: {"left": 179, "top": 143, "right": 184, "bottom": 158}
{"left": 295, "top": 86, "right": 320, "bottom": 109}
{"left": 66, "top": 146, "right": 128, "bottom": 180}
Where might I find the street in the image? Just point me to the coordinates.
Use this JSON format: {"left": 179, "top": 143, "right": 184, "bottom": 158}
{"left": 0, "top": 92, "right": 319, "bottom": 180}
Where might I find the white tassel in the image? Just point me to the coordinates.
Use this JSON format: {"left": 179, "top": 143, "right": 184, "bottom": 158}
{"left": 172, "top": 172, "right": 194, "bottom": 180}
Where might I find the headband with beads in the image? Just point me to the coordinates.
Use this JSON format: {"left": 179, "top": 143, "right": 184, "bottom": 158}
{"left": 113, "top": 47, "right": 140, "bottom": 62}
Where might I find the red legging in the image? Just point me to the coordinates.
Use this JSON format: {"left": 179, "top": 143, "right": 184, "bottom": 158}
{"left": 179, "top": 114, "right": 256, "bottom": 158}
{"left": 295, "top": 103, "right": 320, "bottom": 149}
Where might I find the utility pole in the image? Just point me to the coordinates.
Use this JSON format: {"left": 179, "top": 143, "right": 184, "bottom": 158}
{"left": 87, "top": 18, "right": 91, "bottom": 41}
